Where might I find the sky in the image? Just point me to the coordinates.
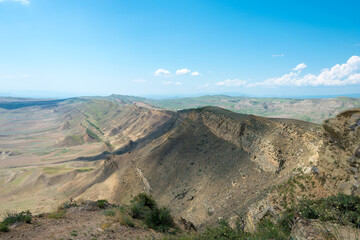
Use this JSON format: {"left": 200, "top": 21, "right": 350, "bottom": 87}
{"left": 1, "top": 0, "right": 360, "bottom": 98}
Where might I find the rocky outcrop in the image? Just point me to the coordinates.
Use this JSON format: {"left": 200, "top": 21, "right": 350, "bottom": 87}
{"left": 291, "top": 219, "right": 360, "bottom": 240}
{"left": 318, "top": 109, "right": 360, "bottom": 195}
{"left": 187, "top": 107, "right": 321, "bottom": 174}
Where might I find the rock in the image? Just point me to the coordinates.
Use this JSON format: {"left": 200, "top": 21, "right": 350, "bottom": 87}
{"left": 178, "top": 217, "right": 197, "bottom": 232}
{"left": 350, "top": 167, "right": 358, "bottom": 174}
{"left": 244, "top": 199, "right": 274, "bottom": 232}
{"left": 355, "top": 147, "right": 360, "bottom": 158}
{"left": 352, "top": 180, "right": 360, "bottom": 190}
{"left": 347, "top": 156, "right": 358, "bottom": 167}
{"left": 338, "top": 182, "right": 353, "bottom": 195}
{"left": 207, "top": 207, "right": 215, "bottom": 215}
{"left": 187, "top": 196, "right": 194, "bottom": 201}
{"left": 311, "top": 166, "right": 319, "bottom": 174}
{"left": 174, "top": 190, "right": 188, "bottom": 200}
{"left": 291, "top": 219, "right": 360, "bottom": 240}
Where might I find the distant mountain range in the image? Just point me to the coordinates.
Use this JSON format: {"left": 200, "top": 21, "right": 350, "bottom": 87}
{"left": 1, "top": 94, "right": 360, "bottom": 123}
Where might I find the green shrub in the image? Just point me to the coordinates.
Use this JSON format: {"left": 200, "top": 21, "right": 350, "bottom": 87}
{"left": 130, "top": 193, "right": 157, "bottom": 219}
{"left": 97, "top": 199, "right": 109, "bottom": 209}
{"left": 0, "top": 223, "right": 10, "bottom": 232}
{"left": 254, "top": 219, "right": 289, "bottom": 240}
{"left": 130, "top": 193, "right": 174, "bottom": 232}
{"left": 195, "top": 221, "right": 240, "bottom": 240}
{"left": 131, "top": 193, "right": 157, "bottom": 210}
{"left": 296, "top": 193, "right": 360, "bottom": 227}
{"left": 0, "top": 211, "right": 32, "bottom": 232}
{"left": 116, "top": 209, "right": 135, "bottom": 227}
{"left": 60, "top": 200, "right": 77, "bottom": 209}
{"left": 145, "top": 207, "right": 173, "bottom": 232}
{"left": 2, "top": 211, "right": 32, "bottom": 225}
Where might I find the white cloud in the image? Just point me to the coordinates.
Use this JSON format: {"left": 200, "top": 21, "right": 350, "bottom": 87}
{"left": 272, "top": 54, "right": 285, "bottom": 57}
{"left": 132, "top": 79, "right": 147, "bottom": 83}
{"left": 162, "top": 81, "right": 181, "bottom": 85}
{"left": 253, "top": 56, "right": 360, "bottom": 87}
{"left": 154, "top": 68, "right": 171, "bottom": 77}
{"left": 0, "top": 0, "right": 29, "bottom": 5}
{"left": 191, "top": 71, "right": 201, "bottom": 76}
{"left": 176, "top": 68, "right": 191, "bottom": 75}
{"left": 215, "top": 78, "right": 247, "bottom": 87}
{"left": 293, "top": 63, "right": 307, "bottom": 71}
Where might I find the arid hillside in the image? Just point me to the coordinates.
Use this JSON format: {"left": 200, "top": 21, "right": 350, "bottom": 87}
{"left": 0, "top": 97, "right": 173, "bottom": 214}
{"left": 61, "top": 106, "right": 322, "bottom": 227}
{"left": 1, "top": 97, "right": 360, "bottom": 239}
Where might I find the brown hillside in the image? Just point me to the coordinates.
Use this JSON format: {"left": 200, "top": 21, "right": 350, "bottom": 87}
{"left": 62, "top": 106, "right": 322, "bottom": 227}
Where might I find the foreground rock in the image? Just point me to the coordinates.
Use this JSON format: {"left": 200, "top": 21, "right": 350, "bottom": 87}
{"left": 291, "top": 219, "right": 360, "bottom": 240}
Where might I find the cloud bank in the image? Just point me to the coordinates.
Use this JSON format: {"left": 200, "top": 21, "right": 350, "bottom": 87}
{"left": 254, "top": 56, "right": 360, "bottom": 87}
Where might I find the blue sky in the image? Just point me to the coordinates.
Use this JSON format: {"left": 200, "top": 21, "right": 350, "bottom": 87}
{"left": 1, "top": 0, "right": 360, "bottom": 98}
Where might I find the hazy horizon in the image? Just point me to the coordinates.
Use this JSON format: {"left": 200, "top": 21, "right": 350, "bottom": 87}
{"left": 1, "top": 91, "right": 360, "bottom": 101}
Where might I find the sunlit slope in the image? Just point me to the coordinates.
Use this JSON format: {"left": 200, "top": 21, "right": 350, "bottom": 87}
{"left": 0, "top": 98, "right": 173, "bottom": 215}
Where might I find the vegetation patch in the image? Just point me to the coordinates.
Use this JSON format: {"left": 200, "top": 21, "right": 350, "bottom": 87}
{"left": 97, "top": 199, "right": 110, "bottom": 209}
{"left": 48, "top": 209, "right": 67, "bottom": 219}
{"left": 42, "top": 166, "right": 72, "bottom": 176}
{"left": 104, "top": 141, "right": 114, "bottom": 151}
{"left": 103, "top": 209, "right": 116, "bottom": 217}
{"left": 60, "top": 200, "right": 78, "bottom": 209}
{"left": 86, "top": 120, "right": 104, "bottom": 135}
{"left": 168, "top": 194, "right": 360, "bottom": 239}
{"left": 86, "top": 128, "right": 101, "bottom": 142}
{"left": 130, "top": 193, "right": 174, "bottom": 232}
{"left": 116, "top": 207, "right": 135, "bottom": 227}
{"left": 166, "top": 219, "right": 289, "bottom": 240}
{"left": 0, "top": 210, "right": 32, "bottom": 232}
{"left": 280, "top": 193, "right": 360, "bottom": 229}
{"left": 76, "top": 168, "right": 94, "bottom": 173}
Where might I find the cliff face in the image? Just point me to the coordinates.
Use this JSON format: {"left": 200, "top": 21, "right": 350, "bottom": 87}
{"left": 318, "top": 108, "right": 360, "bottom": 195}
{"left": 188, "top": 107, "right": 322, "bottom": 174}
{"left": 241, "top": 108, "right": 360, "bottom": 233}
